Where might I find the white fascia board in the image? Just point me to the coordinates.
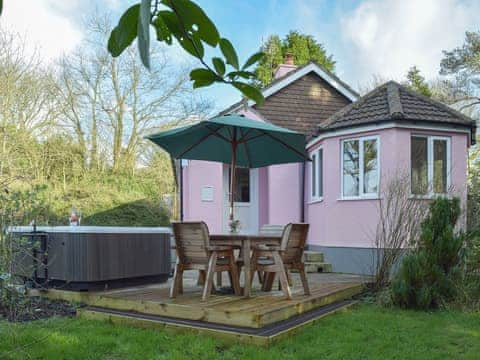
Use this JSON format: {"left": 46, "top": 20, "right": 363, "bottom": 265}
{"left": 307, "top": 122, "right": 471, "bottom": 149}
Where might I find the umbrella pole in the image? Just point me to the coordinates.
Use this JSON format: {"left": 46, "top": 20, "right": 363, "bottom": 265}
{"left": 229, "top": 132, "right": 237, "bottom": 222}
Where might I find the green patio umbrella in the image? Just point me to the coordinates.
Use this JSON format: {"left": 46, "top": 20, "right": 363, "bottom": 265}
{"left": 146, "top": 114, "right": 309, "bottom": 221}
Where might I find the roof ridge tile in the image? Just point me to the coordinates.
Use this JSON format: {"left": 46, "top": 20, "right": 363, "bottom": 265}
{"left": 386, "top": 82, "right": 404, "bottom": 119}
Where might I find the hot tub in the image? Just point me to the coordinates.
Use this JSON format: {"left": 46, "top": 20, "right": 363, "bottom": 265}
{"left": 10, "top": 226, "right": 172, "bottom": 290}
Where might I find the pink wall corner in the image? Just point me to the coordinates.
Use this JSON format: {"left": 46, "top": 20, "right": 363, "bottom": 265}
{"left": 268, "top": 163, "right": 302, "bottom": 225}
{"left": 305, "top": 127, "right": 470, "bottom": 249}
{"left": 182, "top": 160, "right": 224, "bottom": 233}
{"left": 395, "top": 128, "right": 469, "bottom": 227}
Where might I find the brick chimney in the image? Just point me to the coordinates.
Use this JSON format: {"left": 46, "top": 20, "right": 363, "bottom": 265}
{"left": 274, "top": 52, "right": 297, "bottom": 79}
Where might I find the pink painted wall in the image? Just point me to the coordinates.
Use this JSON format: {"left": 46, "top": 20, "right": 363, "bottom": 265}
{"left": 268, "top": 163, "right": 302, "bottom": 224}
{"left": 305, "top": 127, "right": 469, "bottom": 248}
{"left": 182, "top": 160, "right": 224, "bottom": 233}
{"left": 274, "top": 64, "right": 297, "bottom": 79}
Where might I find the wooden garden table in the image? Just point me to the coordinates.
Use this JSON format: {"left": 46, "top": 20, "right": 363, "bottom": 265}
{"left": 209, "top": 234, "right": 281, "bottom": 298}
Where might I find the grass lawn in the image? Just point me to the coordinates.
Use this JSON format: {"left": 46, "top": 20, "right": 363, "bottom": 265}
{"left": 1, "top": 304, "right": 479, "bottom": 359}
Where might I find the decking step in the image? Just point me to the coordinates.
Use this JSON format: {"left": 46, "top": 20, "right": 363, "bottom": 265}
{"left": 303, "top": 251, "right": 324, "bottom": 263}
{"left": 77, "top": 299, "right": 357, "bottom": 346}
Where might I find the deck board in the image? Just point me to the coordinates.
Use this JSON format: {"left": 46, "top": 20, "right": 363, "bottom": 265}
{"left": 30, "top": 273, "right": 366, "bottom": 328}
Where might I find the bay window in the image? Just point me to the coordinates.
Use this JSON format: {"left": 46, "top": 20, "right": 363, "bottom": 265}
{"left": 311, "top": 147, "right": 323, "bottom": 200}
{"left": 411, "top": 135, "right": 450, "bottom": 195}
{"left": 341, "top": 136, "right": 379, "bottom": 198}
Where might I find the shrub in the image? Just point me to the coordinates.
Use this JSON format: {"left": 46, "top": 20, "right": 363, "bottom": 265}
{"left": 0, "top": 182, "right": 45, "bottom": 321}
{"left": 459, "top": 230, "right": 480, "bottom": 309}
{"left": 391, "top": 197, "right": 464, "bottom": 309}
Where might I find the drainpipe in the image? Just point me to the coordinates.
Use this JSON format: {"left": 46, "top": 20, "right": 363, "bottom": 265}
{"left": 179, "top": 159, "right": 184, "bottom": 221}
{"left": 300, "top": 161, "right": 305, "bottom": 223}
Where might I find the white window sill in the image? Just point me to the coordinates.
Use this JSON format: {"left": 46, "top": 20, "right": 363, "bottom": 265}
{"left": 409, "top": 193, "right": 450, "bottom": 200}
{"left": 337, "top": 195, "right": 381, "bottom": 201}
{"left": 308, "top": 198, "right": 324, "bottom": 205}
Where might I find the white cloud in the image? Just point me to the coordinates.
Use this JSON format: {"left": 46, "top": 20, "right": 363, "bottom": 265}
{"left": 1, "top": 0, "right": 83, "bottom": 63}
{"left": 339, "top": 0, "right": 480, "bottom": 87}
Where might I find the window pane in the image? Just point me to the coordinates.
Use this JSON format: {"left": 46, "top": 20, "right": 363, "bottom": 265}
{"left": 311, "top": 153, "right": 317, "bottom": 197}
{"left": 433, "top": 139, "right": 447, "bottom": 193}
{"left": 318, "top": 149, "right": 323, "bottom": 197}
{"left": 230, "top": 168, "right": 250, "bottom": 202}
{"left": 343, "top": 140, "right": 359, "bottom": 196}
{"left": 411, "top": 137, "right": 428, "bottom": 195}
{"left": 363, "top": 139, "right": 378, "bottom": 194}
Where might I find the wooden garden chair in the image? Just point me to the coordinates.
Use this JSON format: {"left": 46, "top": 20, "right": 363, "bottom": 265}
{"left": 249, "top": 223, "right": 310, "bottom": 299}
{"left": 171, "top": 222, "right": 241, "bottom": 301}
{"left": 232, "top": 224, "right": 285, "bottom": 286}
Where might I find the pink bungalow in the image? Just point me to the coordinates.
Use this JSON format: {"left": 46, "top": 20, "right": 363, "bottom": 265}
{"left": 179, "top": 58, "right": 476, "bottom": 274}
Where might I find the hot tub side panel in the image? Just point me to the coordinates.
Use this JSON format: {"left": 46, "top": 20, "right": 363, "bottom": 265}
{"left": 46, "top": 232, "right": 171, "bottom": 283}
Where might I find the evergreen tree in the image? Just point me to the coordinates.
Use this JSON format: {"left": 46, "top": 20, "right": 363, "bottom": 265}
{"left": 405, "top": 66, "right": 432, "bottom": 97}
{"left": 254, "top": 31, "right": 335, "bottom": 86}
{"left": 391, "top": 197, "right": 464, "bottom": 309}
{"left": 255, "top": 35, "right": 283, "bottom": 87}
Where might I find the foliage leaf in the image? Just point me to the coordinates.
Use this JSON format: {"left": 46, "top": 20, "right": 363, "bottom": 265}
{"left": 0, "top": 0, "right": 3, "bottom": 15}
{"left": 242, "top": 52, "right": 264, "bottom": 69}
{"left": 227, "top": 71, "right": 255, "bottom": 80}
{"left": 137, "top": 0, "right": 151, "bottom": 69}
{"left": 152, "top": 14, "right": 172, "bottom": 44}
{"left": 159, "top": 11, "right": 204, "bottom": 59}
{"left": 190, "top": 68, "right": 217, "bottom": 88}
{"left": 212, "top": 57, "right": 225, "bottom": 76}
{"left": 162, "top": 0, "right": 220, "bottom": 47}
{"left": 232, "top": 81, "right": 264, "bottom": 105}
{"left": 108, "top": 5, "right": 140, "bottom": 57}
{"left": 220, "top": 38, "right": 239, "bottom": 69}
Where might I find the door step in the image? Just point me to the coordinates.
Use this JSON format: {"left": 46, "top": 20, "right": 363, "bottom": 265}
{"left": 78, "top": 299, "right": 357, "bottom": 346}
{"left": 293, "top": 251, "right": 332, "bottom": 273}
{"left": 303, "top": 251, "right": 324, "bottom": 262}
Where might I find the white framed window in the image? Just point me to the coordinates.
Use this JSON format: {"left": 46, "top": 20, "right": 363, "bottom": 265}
{"left": 411, "top": 135, "right": 450, "bottom": 196}
{"left": 311, "top": 147, "right": 323, "bottom": 201}
{"left": 341, "top": 136, "right": 380, "bottom": 199}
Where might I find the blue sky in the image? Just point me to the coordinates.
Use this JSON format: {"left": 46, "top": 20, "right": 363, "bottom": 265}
{"left": 3, "top": 0, "right": 479, "bottom": 112}
{"left": 193, "top": 0, "right": 361, "bottom": 109}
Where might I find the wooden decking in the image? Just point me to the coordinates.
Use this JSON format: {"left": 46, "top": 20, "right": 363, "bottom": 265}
{"left": 31, "top": 273, "right": 366, "bottom": 331}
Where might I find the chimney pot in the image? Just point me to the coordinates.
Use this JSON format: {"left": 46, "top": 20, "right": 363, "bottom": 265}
{"left": 284, "top": 53, "right": 294, "bottom": 65}
{"left": 273, "top": 52, "right": 297, "bottom": 79}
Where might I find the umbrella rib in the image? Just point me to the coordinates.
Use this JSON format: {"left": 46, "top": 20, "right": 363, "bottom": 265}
{"left": 238, "top": 132, "right": 265, "bottom": 143}
{"left": 177, "top": 125, "right": 228, "bottom": 158}
{"left": 238, "top": 128, "right": 253, "bottom": 143}
{"left": 178, "top": 131, "right": 216, "bottom": 158}
{"left": 205, "top": 125, "right": 231, "bottom": 143}
{"left": 260, "top": 130, "right": 310, "bottom": 160}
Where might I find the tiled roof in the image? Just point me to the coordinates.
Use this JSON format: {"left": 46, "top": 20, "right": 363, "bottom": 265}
{"left": 319, "top": 81, "right": 476, "bottom": 137}
{"left": 218, "top": 61, "right": 359, "bottom": 117}
{"left": 251, "top": 73, "right": 351, "bottom": 135}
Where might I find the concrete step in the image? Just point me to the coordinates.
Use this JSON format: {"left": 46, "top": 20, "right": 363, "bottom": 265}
{"left": 290, "top": 262, "right": 332, "bottom": 273}
{"left": 303, "top": 251, "right": 324, "bottom": 263}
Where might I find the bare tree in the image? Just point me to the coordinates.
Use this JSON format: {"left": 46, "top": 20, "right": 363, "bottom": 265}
{"left": 372, "top": 172, "right": 428, "bottom": 290}
{"left": 0, "top": 29, "right": 59, "bottom": 133}
{"left": 56, "top": 15, "right": 212, "bottom": 174}
{"left": 0, "top": 28, "right": 60, "bottom": 178}
{"left": 357, "top": 74, "right": 389, "bottom": 95}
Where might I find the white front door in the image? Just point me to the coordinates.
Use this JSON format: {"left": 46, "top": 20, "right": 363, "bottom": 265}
{"left": 223, "top": 166, "right": 259, "bottom": 234}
